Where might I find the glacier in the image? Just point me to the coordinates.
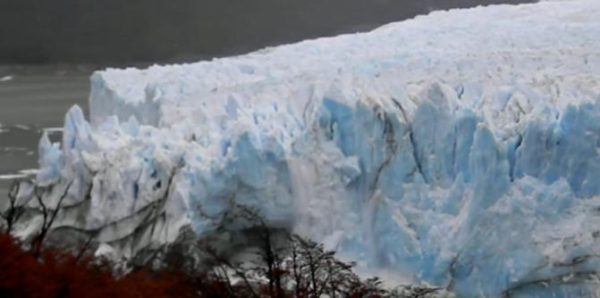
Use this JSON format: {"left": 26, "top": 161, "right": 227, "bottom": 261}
{"left": 17, "top": 0, "right": 600, "bottom": 296}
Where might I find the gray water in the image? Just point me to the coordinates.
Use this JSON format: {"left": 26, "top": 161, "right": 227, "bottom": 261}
{"left": 0, "top": 66, "right": 90, "bottom": 194}
{"left": 1, "top": 0, "right": 533, "bottom": 64}
{"left": 0, "top": 0, "right": 535, "bottom": 195}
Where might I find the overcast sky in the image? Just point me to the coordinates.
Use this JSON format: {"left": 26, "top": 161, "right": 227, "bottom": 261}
{"left": 0, "top": 0, "right": 534, "bottom": 64}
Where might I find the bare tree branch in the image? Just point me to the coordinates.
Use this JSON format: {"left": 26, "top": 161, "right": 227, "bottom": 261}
{"left": 33, "top": 181, "right": 72, "bottom": 256}
{"left": 1, "top": 180, "right": 25, "bottom": 233}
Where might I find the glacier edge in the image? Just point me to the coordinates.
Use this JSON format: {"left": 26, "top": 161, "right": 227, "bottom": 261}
{"left": 22, "top": 0, "right": 600, "bottom": 296}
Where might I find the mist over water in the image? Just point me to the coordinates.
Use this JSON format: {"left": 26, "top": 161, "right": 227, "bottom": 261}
{"left": 1, "top": 0, "right": 534, "bottom": 65}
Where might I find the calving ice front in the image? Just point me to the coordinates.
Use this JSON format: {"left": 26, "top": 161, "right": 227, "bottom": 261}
{"left": 25, "top": 0, "right": 600, "bottom": 296}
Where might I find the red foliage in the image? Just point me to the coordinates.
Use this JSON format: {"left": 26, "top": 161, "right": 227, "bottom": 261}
{"left": 0, "top": 231, "right": 398, "bottom": 298}
{"left": 0, "top": 233, "right": 198, "bottom": 298}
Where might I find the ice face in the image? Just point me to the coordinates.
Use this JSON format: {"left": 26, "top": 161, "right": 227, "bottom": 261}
{"left": 29, "top": 0, "right": 600, "bottom": 296}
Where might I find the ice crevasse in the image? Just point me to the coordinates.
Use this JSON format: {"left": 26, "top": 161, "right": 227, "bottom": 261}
{"left": 29, "top": 0, "right": 600, "bottom": 296}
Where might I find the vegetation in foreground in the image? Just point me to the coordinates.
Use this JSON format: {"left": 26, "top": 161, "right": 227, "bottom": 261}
{"left": 0, "top": 179, "right": 441, "bottom": 298}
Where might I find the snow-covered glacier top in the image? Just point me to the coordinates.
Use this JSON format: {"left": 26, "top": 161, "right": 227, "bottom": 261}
{"left": 31, "top": 0, "right": 600, "bottom": 296}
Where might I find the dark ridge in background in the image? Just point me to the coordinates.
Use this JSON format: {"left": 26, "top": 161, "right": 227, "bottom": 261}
{"left": 1, "top": 0, "right": 535, "bottom": 65}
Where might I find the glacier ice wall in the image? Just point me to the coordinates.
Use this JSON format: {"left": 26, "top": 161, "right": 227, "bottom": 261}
{"left": 27, "top": 0, "right": 600, "bottom": 296}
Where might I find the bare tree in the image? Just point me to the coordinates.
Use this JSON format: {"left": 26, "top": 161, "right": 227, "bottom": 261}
{"left": 287, "top": 237, "right": 308, "bottom": 297}
{"left": 198, "top": 204, "right": 405, "bottom": 298}
{"left": 32, "top": 180, "right": 72, "bottom": 256}
{"left": 235, "top": 206, "right": 287, "bottom": 298}
{"left": 2, "top": 176, "right": 440, "bottom": 298}
{"left": 1, "top": 180, "right": 26, "bottom": 233}
{"left": 201, "top": 243, "right": 260, "bottom": 298}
